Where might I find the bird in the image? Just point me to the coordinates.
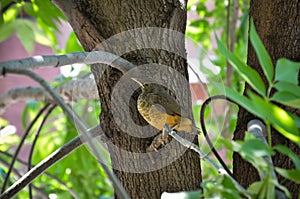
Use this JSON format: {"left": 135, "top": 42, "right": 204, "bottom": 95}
{"left": 132, "top": 78, "right": 198, "bottom": 134}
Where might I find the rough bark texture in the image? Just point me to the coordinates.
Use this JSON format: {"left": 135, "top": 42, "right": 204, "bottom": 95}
{"left": 53, "top": 0, "right": 201, "bottom": 198}
{"left": 233, "top": 0, "right": 300, "bottom": 197}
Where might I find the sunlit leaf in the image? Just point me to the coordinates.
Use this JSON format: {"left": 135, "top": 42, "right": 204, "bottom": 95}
{"left": 0, "top": 117, "right": 9, "bottom": 127}
{"left": 248, "top": 92, "right": 300, "bottom": 143}
{"left": 65, "top": 31, "right": 84, "bottom": 53}
{"left": 0, "top": 133, "right": 20, "bottom": 151}
{"left": 3, "top": 4, "right": 20, "bottom": 22}
{"left": 250, "top": 20, "right": 274, "bottom": 85}
{"left": 217, "top": 36, "right": 266, "bottom": 96}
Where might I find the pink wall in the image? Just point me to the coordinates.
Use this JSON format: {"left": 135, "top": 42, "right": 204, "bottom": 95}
{"left": 0, "top": 35, "right": 60, "bottom": 134}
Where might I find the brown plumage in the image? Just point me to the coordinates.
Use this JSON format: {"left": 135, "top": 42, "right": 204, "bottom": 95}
{"left": 132, "top": 78, "right": 197, "bottom": 133}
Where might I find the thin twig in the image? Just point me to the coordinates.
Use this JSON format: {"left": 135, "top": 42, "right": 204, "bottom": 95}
{"left": 0, "top": 79, "right": 98, "bottom": 114}
{"left": 28, "top": 105, "right": 57, "bottom": 199}
{"left": 0, "top": 158, "right": 48, "bottom": 198}
{"left": 1, "top": 104, "right": 51, "bottom": 193}
{"left": 0, "top": 125, "right": 100, "bottom": 199}
{"left": 226, "top": 0, "right": 232, "bottom": 87}
{"left": 0, "top": 151, "right": 80, "bottom": 199}
{"left": 164, "top": 124, "right": 251, "bottom": 197}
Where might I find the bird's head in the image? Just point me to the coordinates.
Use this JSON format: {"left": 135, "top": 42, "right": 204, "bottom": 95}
{"left": 131, "top": 77, "right": 164, "bottom": 93}
{"left": 131, "top": 77, "right": 152, "bottom": 89}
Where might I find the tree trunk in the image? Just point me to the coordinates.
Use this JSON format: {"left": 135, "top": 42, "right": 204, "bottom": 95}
{"left": 53, "top": 0, "right": 201, "bottom": 198}
{"left": 233, "top": 0, "right": 300, "bottom": 197}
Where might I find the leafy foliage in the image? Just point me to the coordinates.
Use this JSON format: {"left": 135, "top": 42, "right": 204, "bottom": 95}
{"left": 217, "top": 19, "right": 300, "bottom": 198}
{"left": 0, "top": 0, "right": 69, "bottom": 53}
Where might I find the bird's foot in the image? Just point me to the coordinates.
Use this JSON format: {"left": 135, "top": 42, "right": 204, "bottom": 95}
{"left": 146, "top": 125, "right": 174, "bottom": 152}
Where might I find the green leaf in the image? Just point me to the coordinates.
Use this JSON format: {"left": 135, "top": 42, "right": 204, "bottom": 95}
{"left": 240, "top": 139, "right": 274, "bottom": 157}
{"left": 0, "top": 22, "right": 15, "bottom": 42}
{"left": 248, "top": 92, "right": 300, "bottom": 143}
{"left": 65, "top": 32, "right": 84, "bottom": 53}
{"left": 275, "top": 58, "right": 300, "bottom": 84}
{"left": 248, "top": 181, "right": 269, "bottom": 198}
{"left": 291, "top": 114, "right": 300, "bottom": 129}
{"left": 3, "top": 4, "right": 20, "bottom": 22}
{"left": 274, "top": 145, "right": 300, "bottom": 170}
{"left": 217, "top": 36, "right": 266, "bottom": 96}
{"left": 275, "top": 168, "right": 300, "bottom": 183}
{"left": 224, "top": 88, "right": 260, "bottom": 117}
{"left": 0, "top": 117, "right": 9, "bottom": 127}
{"left": 15, "top": 19, "right": 35, "bottom": 54}
{"left": 23, "top": 2, "right": 36, "bottom": 17}
{"left": 271, "top": 91, "right": 300, "bottom": 109}
{"left": 274, "top": 81, "right": 300, "bottom": 98}
{"left": 250, "top": 19, "right": 274, "bottom": 84}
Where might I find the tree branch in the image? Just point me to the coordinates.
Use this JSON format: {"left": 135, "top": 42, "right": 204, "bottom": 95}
{"left": 0, "top": 79, "right": 98, "bottom": 114}
{"left": 0, "top": 51, "right": 135, "bottom": 75}
{"left": 0, "top": 158, "right": 48, "bottom": 198}
{"left": 0, "top": 151, "right": 80, "bottom": 199}
{"left": 0, "top": 125, "right": 100, "bottom": 199}
{"left": 164, "top": 124, "right": 251, "bottom": 197}
{"left": 1, "top": 68, "right": 130, "bottom": 199}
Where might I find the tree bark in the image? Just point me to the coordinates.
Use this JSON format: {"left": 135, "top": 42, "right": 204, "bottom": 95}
{"left": 53, "top": 0, "right": 201, "bottom": 198}
{"left": 233, "top": 0, "right": 300, "bottom": 197}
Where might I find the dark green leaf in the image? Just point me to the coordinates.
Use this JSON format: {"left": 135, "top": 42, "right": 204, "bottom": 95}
{"left": 291, "top": 114, "right": 300, "bottom": 129}
{"left": 225, "top": 88, "right": 260, "bottom": 117}
{"left": 275, "top": 168, "right": 300, "bottom": 183}
{"left": 274, "top": 145, "right": 300, "bottom": 170}
{"left": 275, "top": 58, "right": 300, "bottom": 84}
{"left": 23, "top": 2, "right": 36, "bottom": 17}
{"left": 271, "top": 91, "right": 300, "bottom": 109}
{"left": 274, "top": 81, "right": 300, "bottom": 98}
{"left": 217, "top": 36, "right": 266, "bottom": 96}
{"left": 250, "top": 20, "right": 274, "bottom": 84}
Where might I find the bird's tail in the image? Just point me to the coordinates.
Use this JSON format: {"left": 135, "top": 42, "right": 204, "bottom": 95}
{"left": 177, "top": 118, "right": 200, "bottom": 134}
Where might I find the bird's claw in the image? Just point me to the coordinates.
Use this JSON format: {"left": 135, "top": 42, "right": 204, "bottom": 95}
{"left": 146, "top": 124, "right": 175, "bottom": 152}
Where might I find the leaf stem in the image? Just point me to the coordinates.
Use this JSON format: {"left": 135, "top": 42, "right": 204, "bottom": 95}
{"left": 266, "top": 121, "right": 272, "bottom": 146}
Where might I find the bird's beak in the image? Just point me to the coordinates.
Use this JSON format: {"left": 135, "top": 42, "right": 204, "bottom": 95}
{"left": 131, "top": 78, "right": 144, "bottom": 87}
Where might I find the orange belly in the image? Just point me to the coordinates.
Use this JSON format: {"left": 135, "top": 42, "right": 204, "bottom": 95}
{"left": 139, "top": 105, "right": 193, "bottom": 133}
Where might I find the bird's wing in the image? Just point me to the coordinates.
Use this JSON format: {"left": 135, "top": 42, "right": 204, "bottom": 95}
{"left": 149, "top": 93, "right": 182, "bottom": 116}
